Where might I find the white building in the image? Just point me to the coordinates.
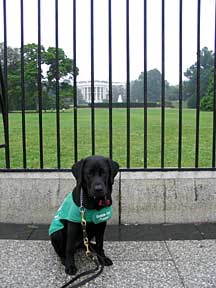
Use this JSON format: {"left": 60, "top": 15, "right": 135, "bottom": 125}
{"left": 77, "top": 80, "right": 124, "bottom": 103}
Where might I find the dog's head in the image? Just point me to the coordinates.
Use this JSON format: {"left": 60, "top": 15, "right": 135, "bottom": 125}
{"left": 72, "top": 155, "right": 119, "bottom": 205}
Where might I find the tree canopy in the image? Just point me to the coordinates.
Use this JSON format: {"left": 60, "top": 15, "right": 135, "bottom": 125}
{"left": 131, "top": 69, "right": 171, "bottom": 104}
{"left": 130, "top": 47, "right": 214, "bottom": 109}
{"left": 184, "top": 47, "right": 214, "bottom": 108}
{"left": 0, "top": 43, "right": 78, "bottom": 111}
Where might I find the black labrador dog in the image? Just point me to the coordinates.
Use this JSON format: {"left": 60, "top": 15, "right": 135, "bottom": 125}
{"left": 49, "top": 155, "right": 119, "bottom": 275}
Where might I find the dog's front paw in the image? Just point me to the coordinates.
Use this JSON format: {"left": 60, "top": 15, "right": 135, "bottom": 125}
{"left": 61, "top": 257, "right": 66, "bottom": 266}
{"left": 65, "top": 265, "right": 78, "bottom": 275}
{"left": 98, "top": 255, "right": 113, "bottom": 266}
{"left": 103, "top": 256, "right": 113, "bottom": 266}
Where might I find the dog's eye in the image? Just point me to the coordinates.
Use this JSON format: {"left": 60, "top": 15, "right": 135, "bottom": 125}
{"left": 99, "top": 169, "right": 105, "bottom": 176}
{"left": 87, "top": 170, "right": 94, "bottom": 178}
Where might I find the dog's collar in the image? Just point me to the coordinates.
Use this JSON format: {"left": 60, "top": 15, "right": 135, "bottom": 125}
{"left": 80, "top": 188, "right": 110, "bottom": 208}
{"left": 98, "top": 199, "right": 111, "bottom": 206}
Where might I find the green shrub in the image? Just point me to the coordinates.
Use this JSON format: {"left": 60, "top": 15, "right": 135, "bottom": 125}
{"left": 200, "top": 94, "right": 213, "bottom": 111}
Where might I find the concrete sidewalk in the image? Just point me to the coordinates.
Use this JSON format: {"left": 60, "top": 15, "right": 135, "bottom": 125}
{"left": 1, "top": 224, "right": 216, "bottom": 288}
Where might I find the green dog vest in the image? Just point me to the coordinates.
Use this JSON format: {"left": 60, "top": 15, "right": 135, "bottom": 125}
{"left": 49, "top": 192, "right": 112, "bottom": 236}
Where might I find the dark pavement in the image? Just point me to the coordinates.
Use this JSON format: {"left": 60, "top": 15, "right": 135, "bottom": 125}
{"left": 1, "top": 222, "right": 216, "bottom": 241}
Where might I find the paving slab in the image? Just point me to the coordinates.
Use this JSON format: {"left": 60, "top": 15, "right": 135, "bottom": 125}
{"left": 100, "top": 261, "right": 183, "bottom": 288}
{"left": 103, "top": 241, "right": 171, "bottom": 261}
{"left": 0, "top": 240, "right": 181, "bottom": 288}
{"left": 166, "top": 240, "right": 216, "bottom": 288}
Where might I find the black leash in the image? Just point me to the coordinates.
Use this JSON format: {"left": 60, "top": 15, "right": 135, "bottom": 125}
{"left": 60, "top": 250, "right": 104, "bottom": 288}
{"left": 59, "top": 189, "right": 105, "bottom": 288}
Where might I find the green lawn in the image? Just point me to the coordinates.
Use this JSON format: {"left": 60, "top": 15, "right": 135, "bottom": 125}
{"left": 0, "top": 108, "right": 214, "bottom": 169}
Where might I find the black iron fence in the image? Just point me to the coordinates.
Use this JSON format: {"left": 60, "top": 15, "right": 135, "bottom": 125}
{"left": 0, "top": 0, "right": 216, "bottom": 171}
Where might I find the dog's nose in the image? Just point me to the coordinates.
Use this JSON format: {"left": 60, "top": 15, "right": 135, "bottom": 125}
{"left": 94, "top": 184, "right": 103, "bottom": 192}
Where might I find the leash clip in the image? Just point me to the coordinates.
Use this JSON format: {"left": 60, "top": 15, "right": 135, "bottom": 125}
{"left": 80, "top": 205, "right": 92, "bottom": 259}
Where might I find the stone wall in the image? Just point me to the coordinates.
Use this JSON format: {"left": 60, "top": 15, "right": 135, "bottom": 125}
{"left": 0, "top": 171, "right": 216, "bottom": 224}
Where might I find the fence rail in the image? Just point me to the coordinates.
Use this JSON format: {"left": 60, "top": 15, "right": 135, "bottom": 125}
{"left": 1, "top": 0, "right": 216, "bottom": 171}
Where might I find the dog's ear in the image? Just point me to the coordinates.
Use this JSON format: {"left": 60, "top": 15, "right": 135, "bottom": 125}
{"left": 107, "top": 159, "right": 119, "bottom": 185}
{"left": 72, "top": 159, "right": 85, "bottom": 186}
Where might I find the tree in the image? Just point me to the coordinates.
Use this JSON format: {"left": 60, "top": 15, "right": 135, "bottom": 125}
{"left": 166, "top": 85, "right": 179, "bottom": 101}
{"left": 0, "top": 43, "right": 45, "bottom": 110}
{"left": 184, "top": 47, "right": 214, "bottom": 108}
{"left": 23, "top": 43, "right": 45, "bottom": 109}
{"left": 0, "top": 43, "right": 21, "bottom": 110}
{"left": 200, "top": 94, "right": 213, "bottom": 111}
{"left": 0, "top": 43, "right": 79, "bottom": 111}
{"left": 200, "top": 75, "right": 215, "bottom": 111}
{"left": 0, "top": 43, "right": 20, "bottom": 68}
{"left": 43, "top": 47, "right": 78, "bottom": 94}
{"left": 131, "top": 79, "right": 143, "bottom": 103}
{"left": 131, "top": 69, "right": 169, "bottom": 103}
{"left": 147, "top": 69, "right": 164, "bottom": 102}
{"left": 42, "top": 47, "right": 79, "bottom": 109}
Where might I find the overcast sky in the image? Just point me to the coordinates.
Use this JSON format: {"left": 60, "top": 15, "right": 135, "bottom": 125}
{"left": 0, "top": 0, "right": 215, "bottom": 85}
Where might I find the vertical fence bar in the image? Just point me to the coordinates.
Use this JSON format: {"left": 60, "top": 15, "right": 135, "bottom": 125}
{"left": 37, "top": 0, "right": 43, "bottom": 168}
{"left": 91, "top": 0, "right": 95, "bottom": 155}
{"left": 108, "top": 0, "right": 113, "bottom": 159}
{"left": 212, "top": 0, "right": 216, "bottom": 167}
{"left": 144, "top": 0, "right": 147, "bottom": 168}
{"left": 73, "top": 0, "right": 78, "bottom": 162}
{"left": 20, "top": 0, "right": 27, "bottom": 168}
{"left": 126, "top": 0, "right": 130, "bottom": 168}
{"left": 195, "top": 0, "right": 201, "bottom": 168}
{"left": 0, "top": 64, "right": 5, "bottom": 113}
{"left": 178, "top": 0, "right": 183, "bottom": 169}
{"left": 161, "top": 0, "right": 165, "bottom": 168}
{"left": 0, "top": 63, "right": 5, "bottom": 110}
{"left": 55, "top": 0, "right": 61, "bottom": 169}
{"left": 3, "top": 0, "right": 10, "bottom": 168}
{"left": 0, "top": 62, "right": 7, "bottom": 152}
